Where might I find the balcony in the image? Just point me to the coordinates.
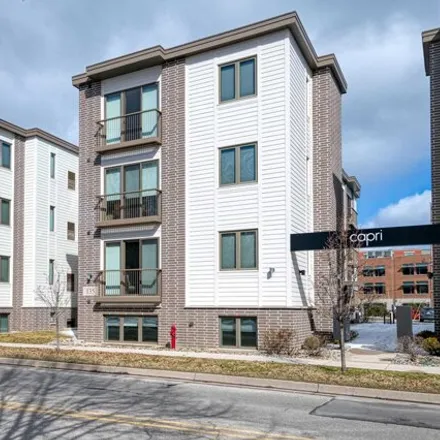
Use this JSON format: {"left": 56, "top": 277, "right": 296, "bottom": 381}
{"left": 95, "top": 269, "right": 161, "bottom": 304}
{"left": 348, "top": 208, "right": 358, "bottom": 227}
{"left": 97, "top": 189, "right": 161, "bottom": 228}
{"left": 96, "top": 109, "right": 161, "bottom": 153}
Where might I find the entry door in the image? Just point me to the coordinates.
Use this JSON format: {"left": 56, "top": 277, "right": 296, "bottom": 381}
{"left": 105, "top": 243, "right": 121, "bottom": 295}
{"left": 125, "top": 88, "right": 141, "bottom": 141}
{"left": 141, "top": 240, "right": 158, "bottom": 295}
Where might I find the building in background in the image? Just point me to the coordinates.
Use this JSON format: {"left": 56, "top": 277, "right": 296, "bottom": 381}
{"left": 423, "top": 27, "right": 440, "bottom": 335}
{"left": 358, "top": 248, "right": 433, "bottom": 310}
{"left": 0, "top": 119, "right": 78, "bottom": 333}
{"left": 73, "top": 12, "right": 357, "bottom": 348}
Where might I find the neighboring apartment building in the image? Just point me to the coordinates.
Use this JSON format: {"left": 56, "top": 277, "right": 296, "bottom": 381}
{"left": 0, "top": 119, "right": 78, "bottom": 333}
{"left": 358, "top": 249, "right": 433, "bottom": 309}
{"left": 73, "top": 12, "right": 352, "bottom": 348}
{"left": 342, "top": 171, "right": 360, "bottom": 230}
{"left": 423, "top": 27, "right": 440, "bottom": 335}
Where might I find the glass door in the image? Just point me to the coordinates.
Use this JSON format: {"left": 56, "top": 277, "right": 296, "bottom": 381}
{"left": 142, "top": 84, "right": 158, "bottom": 138}
{"left": 124, "top": 165, "right": 141, "bottom": 219}
{"left": 141, "top": 239, "right": 158, "bottom": 295}
{"left": 105, "top": 93, "right": 121, "bottom": 144}
{"left": 142, "top": 161, "right": 159, "bottom": 217}
{"left": 105, "top": 168, "right": 121, "bottom": 220}
{"left": 125, "top": 88, "right": 141, "bottom": 141}
{"left": 125, "top": 241, "right": 140, "bottom": 294}
{"left": 105, "top": 243, "right": 121, "bottom": 295}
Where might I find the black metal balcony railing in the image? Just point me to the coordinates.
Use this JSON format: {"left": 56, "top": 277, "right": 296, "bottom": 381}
{"left": 97, "top": 269, "right": 161, "bottom": 298}
{"left": 97, "top": 189, "right": 161, "bottom": 225}
{"left": 97, "top": 109, "right": 161, "bottom": 151}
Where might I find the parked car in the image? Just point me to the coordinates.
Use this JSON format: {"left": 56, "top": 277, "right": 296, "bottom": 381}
{"left": 420, "top": 307, "right": 435, "bottom": 322}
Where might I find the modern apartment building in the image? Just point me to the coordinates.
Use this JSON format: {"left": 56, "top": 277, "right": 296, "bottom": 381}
{"left": 73, "top": 12, "right": 352, "bottom": 348}
{"left": 0, "top": 119, "right": 78, "bottom": 333}
{"left": 358, "top": 249, "right": 433, "bottom": 309}
{"left": 423, "top": 27, "right": 440, "bottom": 335}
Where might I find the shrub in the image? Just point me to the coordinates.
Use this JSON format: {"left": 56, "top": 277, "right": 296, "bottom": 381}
{"left": 364, "top": 303, "right": 387, "bottom": 317}
{"left": 416, "top": 330, "right": 436, "bottom": 340}
{"left": 302, "top": 335, "right": 323, "bottom": 357}
{"left": 260, "top": 329, "right": 298, "bottom": 356}
{"left": 422, "top": 337, "right": 440, "bottom": 356}
{"left": 397, "top": 336, "right": 425, "bottom": 362}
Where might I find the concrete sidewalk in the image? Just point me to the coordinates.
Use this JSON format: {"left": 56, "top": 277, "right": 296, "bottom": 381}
{"left": 1, "top": 341, "right": 440, "bottom": 375}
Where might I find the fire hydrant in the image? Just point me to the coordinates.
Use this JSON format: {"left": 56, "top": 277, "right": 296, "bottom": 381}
{"left": 170, "top": 324, "right": 177, "bottom": 350}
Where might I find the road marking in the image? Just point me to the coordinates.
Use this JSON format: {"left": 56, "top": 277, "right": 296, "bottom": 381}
{"left": 0, "top": 400, "right": 312, "bottom": 440}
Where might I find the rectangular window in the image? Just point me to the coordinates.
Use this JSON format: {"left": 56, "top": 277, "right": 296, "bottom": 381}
{"left": 50, "top": 153, "right": 55, "bottom": 178}
{"left": 415, "top": 263, "right": 428, "bottom": 275}
{"left": 363, "top": 283, "right": 373, "bottom": 294}
{"left": 0, "top": 257, "right": 9, "bottom": 282}
{"left": 402, "top": 282, "right": 415, "bottom": 294}
{"left": 362, "top": 266, "right": 373, "bottom": 277}
{"left": 68, "top": 171, "right": 76, "bottom": 190}
{"left": 0, "top": 314, "right": 8, "bottom": 333}
{"left": 220, "top": 317, "right": 257, "bottom": 348}
{"left": 0, "top": 199, "right": 10, "bottom": 225}
{"left": 49, "top": 206, "right": 55, "bottom": 231}
{"left": 220, "top": 57, "right": 256, "bottom": 102}
{"left": 105, "top": 316, "right": 120, "bottom": 341}
{"left": 67, "top": 222, "right": 75, "bottom": 241}
{"left": 1, "top": 142, "right": 11, "bottom": 169}
{"left": 123, "top": 317, "right": 139, "bottom": 342}
{"left": 67, "top": 273, "right": 75, "bottom": 292}
{"left": 104, "top": 316, "right": 158, "bottom": 343}
{"left": 402, "top": 264, "right": 414, "bottom": 275}
{"left": 404, "top": 251, "right": 415, "bottom": 256}
{"left": 375, "top": 283, "right": 386, "bottom": 295}
{"left": 220, "top": 144, "right": 257, "bottom": 185}
{"left": 375, "top": 266, "right": 385, "bottom": 276}
{"left": 220, "top": 230, "right": 257, "bottom": 270}
{"left": 417, "top": 282, "right": 429, "bottom": 294}
{"left": 48, "top": 259, "right": 54, "bottom": 285}
{"left": 142, "top": 316, "right": 158, "bottom": 343}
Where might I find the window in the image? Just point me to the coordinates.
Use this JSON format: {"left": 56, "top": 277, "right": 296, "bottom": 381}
{"left": 415, "top": 263, "right": 428, "bottom": 275}
{"left": 48, "top": 260, "right": 55, "bottom": 285}
{"left": 50, "top": 153, "right": 55, "bottom": 178}
{"left": 49, "top": 206, "right": 55, "bottom": 232}
{"left": 375, "top": 266, "right": 385, "bottom": 276}
{"left": 363, "top": 266, "right": 373, "bottom": 277}
{"left": 67, "top": 273, "right": 75, "bottom": 292}
{"left": 417, "top": 281, "right": 429, "bottom": 294}
{"left": 220, "top": 144, "right": 257, "bottom": 185}
{"left": 67, "top": 222, "right": 75, "bottom": 241}
{"left": 220, "top": 57, "right": 256, "bottom": 102}
{"left": 0, "top": 256, "right": 9, "bottom": 282}
{"left": 375, "top": 283, "right": 386, "bottom": 294}
{"left": 220, "top": 317, "right": 257, "bottom": 348}
{"left": 363, "top": 283, "right": 374, "bottom": 294}
{"left": 402, "top": 282, "right": 415, "bottom": 294}
{"left": 68, "top": 171, "right": 76, "bottom": 190}
{"left": 0, "top": 314, "right": 8, "bottom": 333}
{"left": 404, "top": 250, "right": 414, "bottom": 256}
{"left": 402, "top": 264, "right": 414, "bottom": 275}
{"left": 0, "top": 199, "right": 10, "bottom": 225}
{"left": 1, "top": 142, "right": 11, "bottom": 169}
{"left": 384, "top": 251, "right": 392, "bottom": 258}
{"left": 104, "top": 316, "right": 158, "bottom": 343}
{"left": 422, "top": 249, "right": 431, "bottom": 256}
{"left": 220, "top": 230, "right": 257, "bottom": 270}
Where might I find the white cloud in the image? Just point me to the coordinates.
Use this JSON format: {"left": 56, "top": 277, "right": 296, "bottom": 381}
{"left": 363, "top": 190, "right": 431, "bottom": 228}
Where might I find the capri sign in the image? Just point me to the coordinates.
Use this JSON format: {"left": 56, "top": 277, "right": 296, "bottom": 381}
{"left": 290, "top": 224, "right": 440, "bottom": 252}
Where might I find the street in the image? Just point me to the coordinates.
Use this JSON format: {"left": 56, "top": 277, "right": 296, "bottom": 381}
{"left": 0, "top": 366, "right": 438, "bottom": 439}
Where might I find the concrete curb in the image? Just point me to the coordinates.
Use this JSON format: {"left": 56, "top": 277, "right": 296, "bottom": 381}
{"left": 0, "top": 357, "right": 439, "bottom": 405}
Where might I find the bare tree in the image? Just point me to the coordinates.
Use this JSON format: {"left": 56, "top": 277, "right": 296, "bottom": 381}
{"left": 35, "top": 269, "right": 70, "bottom": 351}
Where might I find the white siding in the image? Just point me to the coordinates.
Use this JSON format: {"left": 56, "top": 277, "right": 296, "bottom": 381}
{"left": 22, "top": 137, "right": 78, "bottom": 307}
{"left": 0, "top": 128, "right": 14, "bottom": 306}
{"left": 186, "top": 30, "right": 311, "bottom": 308}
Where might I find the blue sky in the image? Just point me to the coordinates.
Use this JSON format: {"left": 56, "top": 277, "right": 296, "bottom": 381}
{"left": 1, "top": 0, "right": 439, "bottom": 227}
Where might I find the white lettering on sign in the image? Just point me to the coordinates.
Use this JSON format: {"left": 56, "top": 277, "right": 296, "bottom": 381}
{"left": 349, "top": 230, "right": 383, "bottom": 247}
{"left": 83, "top": 286, "right": 97, "bottom": 297}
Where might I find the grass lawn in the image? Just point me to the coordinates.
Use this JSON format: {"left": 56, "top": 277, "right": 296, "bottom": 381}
{"left": 0, "top": 331, "right": 69, "bottom": 345}
{"left": 0, "top": 346, "right": 438, "bottom": 394}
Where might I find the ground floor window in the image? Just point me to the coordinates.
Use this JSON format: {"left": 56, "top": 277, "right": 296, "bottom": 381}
{"left": 0, "top": 314, "right": 8, "bottom": 333}
{"left": 220, "top": 317, "right": 257, "bottom": 348}
{"left": 105, "top": 316, "right": 158, "bottom": 343}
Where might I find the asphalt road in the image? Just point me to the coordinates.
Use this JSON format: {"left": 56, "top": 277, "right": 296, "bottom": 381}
{"left": 0, "top": 365, "right": 439, "bottom": 439}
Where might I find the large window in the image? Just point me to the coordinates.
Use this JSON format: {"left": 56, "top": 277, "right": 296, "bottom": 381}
{"left": 68, "top": 171, "right": 76, "bottom": 190}
{"left": 67, "top": 222, "right": 75, "bottom": 241}
{"left": 0, "top": 199, "right": 10, "bottom": 225}
{"left": 0, "top": 314, "right": 8, "bottom": 333}
{"left": 375, "top": 266, "right": 385, "bottom": 276}
{"left": 220, "top": 317, "right": 257, "bottom": 348}
{"left": 0, "top": 256, "right": 9, "bottom": 282}
{"left": 402, "top": 282, "right": 415, "bottom": 294}
{"left": 220, "top": 144, "right": 257, "bottom": 185}
{"left": 1, "top": 142, "right": 11, "bottom": 169}
{"left": 417, "top": 281, "right": 429, "bottom": 294}
{"left": 415, "top": 263, "right": 428, "bottom": 275}
{"left": 105, "top": 316, "right": 158, "bottom": 343}
{"left": 363, "top": 283, "right": 374, "bottom": 294}
{"left": 50, "top": 153, "right": 56, "bottom": 178}
{"left": 375, "top": 283, "right": 386, "bottom": 294}
{"left": 220, "top": 57, "right": 256, "bottom": 102}
{"left": 49, "top": 206, "right": 55, "bottom": 231}
{"left": 402, "top": 264, "right": 414, "bottom": 275}
{"left": 220, "top": 230, "right": 257, "bottom": 270}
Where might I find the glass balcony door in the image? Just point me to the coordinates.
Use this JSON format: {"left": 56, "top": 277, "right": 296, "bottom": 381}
{"left": 105, "top": 93, "right": 121, "bottom": 145}
{"left": 105, "top": 242, "right": 121, "bottom": 296}
{"left": 125, "top": 88, "right": 142, "bottom": 141}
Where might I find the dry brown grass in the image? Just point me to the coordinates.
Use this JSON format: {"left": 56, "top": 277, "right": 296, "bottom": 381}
{"left": 0, "top": 346, "right": 438, "bottom": 394}
{"left": 0, "top": 331, "right": 68, "bottom": 345}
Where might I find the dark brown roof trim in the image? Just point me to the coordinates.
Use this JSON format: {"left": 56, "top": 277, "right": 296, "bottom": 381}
{"left": 72, "top": 11, "right": 347, "bottom": 93}
{"left": 0, "top": 119, "right": 78, "bottom": 154}
{"left": 422, "top": 28, "right": 440, "bottom": 76}
{"left": 342, "top": 169, "right": 361, "bottom": 198}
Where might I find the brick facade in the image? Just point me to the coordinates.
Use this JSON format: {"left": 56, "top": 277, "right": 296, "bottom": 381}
{"left": 312, "top": 67, "right": 343, "bottom": 333}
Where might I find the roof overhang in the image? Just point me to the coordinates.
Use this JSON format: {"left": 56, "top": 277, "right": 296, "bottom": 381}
{"left": 72, "top": 12, "right": 347, "bottom": 93}
{"left": 342, "top": 169, "right": 361, "bottom": 198}
{"left": 0, "top": 119, "right": 78, "bottom": 154}
{"left": 422, "top": 28, "right": 440, "bottom": 76}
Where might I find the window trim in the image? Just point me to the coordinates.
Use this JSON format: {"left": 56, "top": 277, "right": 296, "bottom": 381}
{"left": 219, "top": 143, "right": 258, "bottom": 186}
{"left": 68, "top": 171, "right": 76, "bottom": 190}
{"left": 1, "top": 142, "right": 11, "bottom": 169}
{"left": 67, "top": 222, "right": 75, "bottom": 241}
{"left": 0, "top": 256, "right": 10, "bottom": 283}
{"left": 219, "top": 230, "right": 258, "bottom": 271}
{"left": 219, "top": 56, "right": 257, "bottom": 103}
{"left": 104, "top": 315, "right": 159, "bottom": 344}
{"left": 219, "top": 316, "right": 257, "bottom": 349}
{"left": 0, "top": 198, "right": 10, "bottom": 226}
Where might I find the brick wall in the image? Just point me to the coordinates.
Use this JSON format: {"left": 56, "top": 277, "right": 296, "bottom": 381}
{"left": 430, "top": 41, "right": 440, "bottom": 336}
{"left": 312, "top": 67, "right": 343, "bottom": 333}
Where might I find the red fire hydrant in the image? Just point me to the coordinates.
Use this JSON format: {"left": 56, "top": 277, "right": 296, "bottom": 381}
{"left": 170, "top": 324, "right": 177, "bottom": 350}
